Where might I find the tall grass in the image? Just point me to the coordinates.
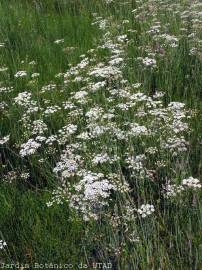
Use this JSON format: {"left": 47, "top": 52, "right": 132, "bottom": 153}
{"left": 0, "top": 0, "right": 201, "bottom": 269}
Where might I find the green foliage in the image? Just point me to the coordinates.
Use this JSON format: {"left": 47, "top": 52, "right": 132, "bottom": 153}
{"left": 0, "top": 0, "right": 201, "bottom": 269}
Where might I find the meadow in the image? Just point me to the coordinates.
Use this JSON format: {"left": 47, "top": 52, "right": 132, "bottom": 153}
{"left": 0, "top": 0, "right": 202, "bottom": 269}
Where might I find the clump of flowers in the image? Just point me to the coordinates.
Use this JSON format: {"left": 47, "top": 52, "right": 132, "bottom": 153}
{"left": 19, "top": 139, "right": 41, "bottom": 157}
{"left": 182, "top": 177, "right": 201, "bottom": 189}
{"left": 0, "top": 135, "right": 10, "bottom": 145}
{"left": 137, "top": 204, "right": 155, "bottom": 218}
{"left": 142, "top": 57, "right": 157, "bottom": 67}
{"left": 163, "top": 183, "right": 184, "bottom": 198}
{"left": 14, "top": 70, "right": 27, "bottom": 78}
{"left": 43, "top": 12, "right": 200, "bottom": 223}
{"left": 0, "top": 240, "right": 7, "bottom": 250}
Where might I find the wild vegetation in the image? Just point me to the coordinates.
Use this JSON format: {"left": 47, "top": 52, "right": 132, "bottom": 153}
{"left": 0, "top": 0, "right": 201, "bottom": 269}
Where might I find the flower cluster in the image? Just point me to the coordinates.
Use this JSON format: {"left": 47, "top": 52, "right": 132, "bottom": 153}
{"left": 0, "top": 240, "right": 7, "bottom": 250}
{"left": 42, "top": 11, "right": 200, "bottom": 221}
{"left": 15, "top": 70, "right": 27, "bottom": 78}
{"left": 182, "top": 177, "right": 201, "bottom": 189}
{"left": 0, "top": 135, "right": 10, "bottom": 145}
{"left": 137, "top": 204, "right": 155, "bottom": 218}
{"left": 19, "top": 139, "right": 41, "bottom": 157}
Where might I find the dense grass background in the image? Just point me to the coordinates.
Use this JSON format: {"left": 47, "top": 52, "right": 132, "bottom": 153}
{"left": 0, "top": 0, "right": 201, "bottom": 269}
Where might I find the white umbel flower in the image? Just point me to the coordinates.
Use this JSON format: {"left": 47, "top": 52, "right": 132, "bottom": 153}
{"left": 0, "top": 240, "right": 7, "bottom": 250}
{"left": 137, "top": 204, "right": 155, "bottom": 218}
{"left": 14, "top": 70, "right": 27, "bottom": 77}
{"left": 182, "top": 177, "right": 201, "bottom": 189}
{"left": 20, "top": 139, "right": 41, "bottom": 157}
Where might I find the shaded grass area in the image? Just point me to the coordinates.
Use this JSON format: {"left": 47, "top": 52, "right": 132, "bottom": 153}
{"left": 1, "top": 184, "right": 201, "bottom": 268}
{"left": 0, "top": 185, "right": 86, "bottom": 264}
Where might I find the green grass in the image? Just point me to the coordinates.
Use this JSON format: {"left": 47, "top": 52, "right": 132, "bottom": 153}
{"left": 0, "top": 0, "right": 202, "bottom": 269}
